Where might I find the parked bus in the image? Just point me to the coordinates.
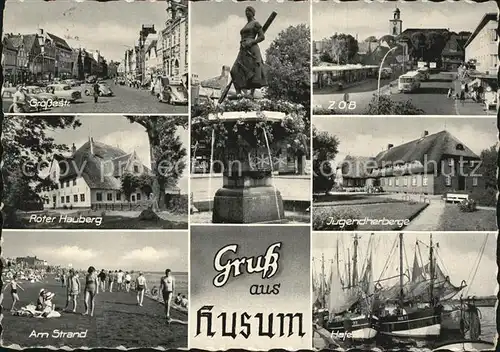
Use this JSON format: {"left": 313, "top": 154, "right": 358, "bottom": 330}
{"left": 398, "top": 71, "right": 421, "bottom": 93}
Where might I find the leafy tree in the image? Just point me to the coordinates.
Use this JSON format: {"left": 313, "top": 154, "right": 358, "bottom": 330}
{"left": 265, "top": 24, "right": 310, "bottom": 107}
{"left": 125, "top": 116, "right": 188, "bottom": 210}
{"left": 137, "top": 173, "right": 154, "bottom": 195}
{"left": 366, "top": 95, "right": 424, "bottom": 115}
{"left": 469, "top": 145, "right": 497, "bottom": 206}
{"left": 313, "top": 126, "right": 339, "bottom": 194}
{"left": 2, "top": 116, "right": 81, "bottom": 227}
{"left": 365, "top": 36, "right": 378, "bottom": 43}
{"left": 319, "top": 51, "right": 333, "bottom": 64}
{"left": 329, "top": 33, "right": 358, "bottom": 64}
{"left": 121, "top": 172, "right": 139, "bottom": 202}
{"left": 410, "top": 32, "right": 428, "bottom": 61}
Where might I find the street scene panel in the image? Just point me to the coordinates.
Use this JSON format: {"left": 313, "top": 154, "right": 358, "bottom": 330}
{"left": 312, "top": 116, "right": 497, "bottom": 231}
{"left": 2, "top": 0, "right": 188, "bottom": 114}
{"left": 1, "top": 231, "right": 188, "bottom": 349}
{"left": 2, "top": 115, "right": 189, "bottom": 229}
{"left": 312, "top": 232, "right": 496, "bottom": 350}
{"left": 190, "top": 0, "right": 311, "bottom": 224}
{"left": 312, "top": 1, "right": 498, "bottom": 115}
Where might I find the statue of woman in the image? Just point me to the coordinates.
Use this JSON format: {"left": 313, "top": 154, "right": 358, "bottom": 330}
{"left": 230, "top": 6, "right": 268, "bottom": 98}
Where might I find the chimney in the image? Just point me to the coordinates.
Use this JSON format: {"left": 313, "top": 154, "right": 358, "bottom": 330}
{"left": 422, "top": 130, "right": 429, "bottom": 137}
{"left": 387, "top": 144, "right": 394, "bottom": 150}
{"left": 71, "top": 143, "right": 76, "bottom": 155}
{"left": 89, "top": 137, "right": 94, "bottom": 155}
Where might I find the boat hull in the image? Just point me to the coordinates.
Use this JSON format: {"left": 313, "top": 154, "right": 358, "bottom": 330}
{"left": 432, "top": 340, "right": 495, "bottom": 352}
{"left": 327, "top": 315, "right": 379, "bottom": 340}
{"left": 379, "top": 308, "right": 441, "bottom": 338}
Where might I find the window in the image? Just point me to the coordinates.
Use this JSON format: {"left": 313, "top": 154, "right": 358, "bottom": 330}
{"left": 445, "top": 175, "right": 452, "bottom": 186}
{"left": 423, "top": 176, "right": 428, "bottom": 186}
{"left": 61, "top": 196, "right": 65, "bottom": 204}
{"left": 134, "top": 165, "right": 139, "bottom": 173}
{"left": 61, "top": 182, "right": 64, "bottom": 189}
{"left": 395, "top": 178, "right": 400, "bottom": 186}
{"left": 404, "top": 177, "right": 408, "bottom": 187}
{"left": 66, "top": 195, "right": 70, "bottom": 203}
{"left": 116, "top": 192, "right": 122, "bottom": 201}
{"left": 389, "top": 178, "right": 393, "bottom": 186}
{"left": 131, "top": 195, "right": 136, "bottom": 202}
{"left": 74, "top": 195, "right": 78, "bottom": 202}
{"left": 411, "top": 176, "right": 417, "bottom": 187}
{"left": 456, "top": 144, "right": 464, "bottom": 151}
{"left": 490, "top": 29, "right": 497, "bottom": 42}
{"left": 66, "top": 180, "right": 70, "bottom": 187}
{"left": 80, "top": 194, "right": 85, "bottom": 202}
{"left": 73, "top": 179, "right": 77, "bottom": 186}
{"left": 107, "top": 193, "right": 113, "bottom": 201}
{"left": 473, "top": 177, "right": 478, "bottom": 186}
{"left": 96, "top": 192, "right": 103, "bottom": 202}
{"left": 137, "top": 193, "right": 141, "bottom": 201}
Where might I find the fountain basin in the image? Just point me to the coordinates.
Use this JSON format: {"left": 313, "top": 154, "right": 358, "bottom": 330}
{"left": 208, "top": 110, "right": 287, "bottom": 122}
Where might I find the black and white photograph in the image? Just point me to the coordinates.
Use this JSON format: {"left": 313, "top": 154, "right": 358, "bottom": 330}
{"left": 312, "top": 1, "right": 498, "bottom": 115}
{"left": 190, "top": 225, "right": 312, "bottom": 350}
{"left": 312, "top": 232, "right": 496, "bottom": 351}
{"left": 2, "top": 0, "right": 188, "bottom": 114}
{"left": 1, "top": 231, "right": 188, "bottom": 349}
{"left": 2, "top": 115, "right": 189, "bottom": 229}
{"left": 312, "top": 116, "right": 497, "bottom": 232}
{"left": 190, "top": 0, "right": 311, "bottom": 224}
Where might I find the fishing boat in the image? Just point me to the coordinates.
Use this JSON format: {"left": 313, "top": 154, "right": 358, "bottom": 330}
{"left": 314, "top": 235, "right": 379, "bottom": 340}
{"left": 376, "top": 233, "right": 468, "bottom": 338}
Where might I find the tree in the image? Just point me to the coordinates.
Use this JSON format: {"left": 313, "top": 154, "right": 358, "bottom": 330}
{"left": 470, "top": 145, "right": 497, "bottom": 207}
{"left": 319, "top": 51, "right": 333, "bottom": 64}
{"left": 125, "top": 116, "right": 188, "bottom": 210}
{"left": 265, "top": 24, "right": 310, "bottom": 107}
{"left": 121, "top": 172, "right": 139, "bottom": 202}
{"left": 313, "top": 126, "right": 339, "bottom": 194}
{"left": 329, "top": 33, "right": 358, "bottom": 65}
{"left": 2, "top": 116, "right": 81, "bottom": 227}
{"left": 365, "top": 36, "right": 378, "bottom": 43}
{"left": 410, "top": 32, "right": 427, "bottom": 61}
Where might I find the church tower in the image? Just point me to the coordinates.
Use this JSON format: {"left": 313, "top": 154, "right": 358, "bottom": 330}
{"left": 389, "top": 8, "right": 402, "bottom": 36}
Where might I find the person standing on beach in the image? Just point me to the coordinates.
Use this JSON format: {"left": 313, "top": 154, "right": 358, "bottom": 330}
{"left": 135, "top": 272, "right": 147, "bottom": 306}
{"left": 160, "top": 269, "right": 175, "bottom": 322}
{"left": 124, "top": 271, "right": 132, "bottom": 292}
{"left": 83, "top": 266, "right": 98, "bottom": 317}
{"left": 64, "top": 269, "right": 81, "bottom": 313}
{"left": 117, "top": 270, "right": 124, "bottom": 291}
{"left": 108, "top": 270, "right": 113, "bottom": 292}
{"left": 98, "top": 269, "right": 107, "bottom": 293}
{"left": 4, "top": 274, "right": 24, "bottom": 311}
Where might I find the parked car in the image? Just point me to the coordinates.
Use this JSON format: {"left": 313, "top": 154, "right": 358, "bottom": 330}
{"left": 46, "top": 84, "right": 82, "bottom": 102}
{"left": 2, "top": 87, "right": 41, "bottom": 113}
{"left": 25, "top": 86, "right": 59, "bottom": 102}
{"left": 84, "top": 83, "right": 113, "bottom": 97}
{"left": 154, "top": 76, "right": 188, "bottom": 105}
{"left": 85, "top": 75, "right": 97, "bottom": 84}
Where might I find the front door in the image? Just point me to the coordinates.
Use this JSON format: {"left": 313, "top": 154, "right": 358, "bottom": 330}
{"left": 458, "top": 176, "right": 466, "bottom": 191}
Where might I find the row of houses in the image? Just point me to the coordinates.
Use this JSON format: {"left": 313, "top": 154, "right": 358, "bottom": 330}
{"left": 2, "top": 28, "right": 110, "bottom": 84}
{"left": 119, "top": 0, "right": 188, "bottom": 84}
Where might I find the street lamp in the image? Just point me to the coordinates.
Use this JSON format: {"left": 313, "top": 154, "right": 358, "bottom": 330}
{"left": 377, "top": 46, "right": 398, "bottom": 111}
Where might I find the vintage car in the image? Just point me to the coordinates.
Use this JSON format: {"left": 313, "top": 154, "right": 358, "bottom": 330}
{"left": 25, "top": 86, "right": 59, "bottom": 102}
{"left": 153, "top": 76, "right": 188, "bottom": 105}
{"left": 46, "top": 84, "right": 82, "bottom": 102}
{"left": 84, "top": 83, "right": 114, "bottom": 97}
{"left": 2, "top": 87, "right": 42, "bottom": 113}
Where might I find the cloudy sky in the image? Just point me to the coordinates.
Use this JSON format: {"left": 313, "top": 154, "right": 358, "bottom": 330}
{"left": 3, "top": 231, "right": 188, "bottom": 272}
{"left": 313, "top": 1, "right": 497, "bottom": 41}
{"left": 313, "top": 116, "right": 498, "bottom": 167}
{"left": 313, "top": 232, "right": 497, "bottom": 297}
{"left": 191, "top": 0, "right": 309, "bottom": 80}
{"left": 44, "top": 115, "right": 189, "bottom": 193}
{"left": 3, "top": 1, "right": 169, "bottom": 62}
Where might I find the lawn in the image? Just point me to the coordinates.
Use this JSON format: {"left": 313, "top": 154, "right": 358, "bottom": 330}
{"left": 314, "top": 194, "right": 403, "bottom": 206}
{"left": 437, "top": 206, "right": 497, "bottom": 231}
{"left": 314, "top": 202, "right": 428, "bottom": 231}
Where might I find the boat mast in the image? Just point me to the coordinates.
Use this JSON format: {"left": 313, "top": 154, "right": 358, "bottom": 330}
{"left": 347, "top": 249, "right": 351, "bottom": 288}
{"left": 352, "top": 234, "right": 359, "bottom": 287}
{"left": 321, "top": 253, "right": 325, "bottom": 308}
{"left": 429, "top": 234, "right": 434, "bottom": 305}
{"left": 399, "top": 233, "right": 404, "bottom": 304}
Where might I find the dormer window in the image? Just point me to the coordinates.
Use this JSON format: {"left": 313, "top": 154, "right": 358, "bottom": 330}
{"left": 456, "top": 144, "right": 464, "bottom": 151}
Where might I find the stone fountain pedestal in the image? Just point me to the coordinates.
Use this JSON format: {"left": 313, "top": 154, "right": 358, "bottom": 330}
{"left": 210, "top": 111, "right": 286, "bottom": 223}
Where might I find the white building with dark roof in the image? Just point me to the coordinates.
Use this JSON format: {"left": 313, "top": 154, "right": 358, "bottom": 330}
{"left": 39, "top": 137, "right": 152, "bottom": 209}
{"left": 465, "top": 13, "right": 498, "bottom": 74}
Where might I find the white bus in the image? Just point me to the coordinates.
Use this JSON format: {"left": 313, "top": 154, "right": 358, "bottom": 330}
{"left": 398, "top": 71, "right": 421, "bottom": 93}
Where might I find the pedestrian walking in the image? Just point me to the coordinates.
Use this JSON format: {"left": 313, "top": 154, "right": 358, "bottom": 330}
{"left": 93, "top": 82, "right": 100, "bottom": 103}
{"left": 460, "top": 89, "right": 466, "bottom": 106}
{"left": 83, "top": 266, "right": 98, "bottom": 317}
